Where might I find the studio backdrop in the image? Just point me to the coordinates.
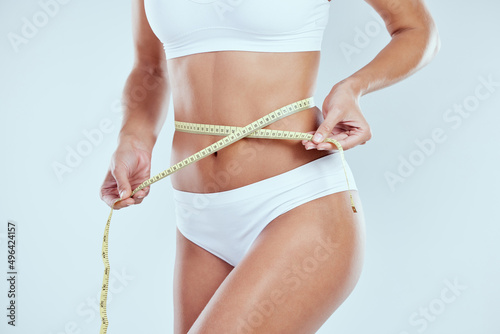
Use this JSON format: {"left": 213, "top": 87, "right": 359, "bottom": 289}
{"left": 0, "top": 0, "right": 499, "bottom": 333}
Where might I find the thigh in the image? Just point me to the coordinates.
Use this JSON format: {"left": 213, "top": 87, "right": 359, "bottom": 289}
{"left": 174, "top": 228, "right": 234, "bottom": 334}
{"left": 187, "top": 190, "right": 366, "bottom": 334}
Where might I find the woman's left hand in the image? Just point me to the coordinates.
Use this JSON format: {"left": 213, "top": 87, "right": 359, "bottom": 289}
{"left": 302, "top": 81, "right": 372, "bottom": 151}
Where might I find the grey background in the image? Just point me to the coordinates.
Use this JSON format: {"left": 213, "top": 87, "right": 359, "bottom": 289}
{"left": 0, "top": 0, "right": 499, "bottom": 333}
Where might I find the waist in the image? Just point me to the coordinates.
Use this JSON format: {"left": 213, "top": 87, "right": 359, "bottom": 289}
{"left": 170, "top": 97, "right": 333, "bottom": 193}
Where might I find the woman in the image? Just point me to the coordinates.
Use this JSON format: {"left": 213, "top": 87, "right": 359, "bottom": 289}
{"left": 100, "top": 0, "right": 440, "bottom": 332}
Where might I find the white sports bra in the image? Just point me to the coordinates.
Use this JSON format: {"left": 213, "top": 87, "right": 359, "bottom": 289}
{"left": 144, "top": 0, "right": 331, "bottom": 60}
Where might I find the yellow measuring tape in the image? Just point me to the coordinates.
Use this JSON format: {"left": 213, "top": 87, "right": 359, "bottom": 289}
{"left": 99, "top": 97, "right": 356, "bottom": 333}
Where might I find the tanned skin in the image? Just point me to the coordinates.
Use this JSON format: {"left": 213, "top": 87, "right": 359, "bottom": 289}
{"left": 100, "top": 0, "right": 440, "bottom": 332}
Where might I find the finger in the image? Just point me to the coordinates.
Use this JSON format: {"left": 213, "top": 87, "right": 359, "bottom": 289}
{"left": 112, "top": 165, "right": 132, "bottom": 201}
{"left": 315, "top": 132, "right": 349, "bottom": 151}
{"left": 113, "top": 197, "right": 135, "bottom": 210}
{"left": 99, "top": 172, "right": 115, "bottom": 205}
{"left": 133, "top": 189, "right": 147, "bottom": 199}
{"left": 132, "top": 197, "right": 145, "bottom": 205}
{"left": 132, "top": 188, "right": 148, "bottom": 200}
{"left": 304, "top": 142, "right": 318, "bottom": 150}
{"left": 332, "top": 133, "right": 369, "bottom": 151}
{"left": 101, "top": 193, "right": 118, "bottom": 208}
{"left": 142, "top": 186, "right": 151, "bottom": 197}
{"left": 301, "top": 131, "right": 316, "bottom": 145}
{"left": 101, "top": 194, "right": 134, "bottom": 210}
{"left": 100, "top": 171, "right": 124, "bottom": 208}
{"left": 101, "top": 190, "right": 135, "bottom": 209}
{"left": 121, "top": 187, "right": 150, "bottom": 207}
{"left": 312, "top": 108, "right": 343, "bottom": 145}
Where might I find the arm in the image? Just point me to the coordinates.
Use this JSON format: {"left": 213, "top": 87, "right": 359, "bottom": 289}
{"left": 347, "top": 0, "right": 441, "bottom": 95}
{"left": 100, "top": 0, "right": 170, "bottom": 209}
{"left": 306, "top": 0, "right": 440, "bottom": 151}
{"left": 119, "top": 0, "right": 170, "bottom": 152}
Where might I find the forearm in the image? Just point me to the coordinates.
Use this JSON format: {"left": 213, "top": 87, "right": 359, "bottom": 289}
{"left": 118, "top": 66, "right": 170, "bottom": 151}
{"left": 343, "top": 24, "right": 440, "bottom": 97}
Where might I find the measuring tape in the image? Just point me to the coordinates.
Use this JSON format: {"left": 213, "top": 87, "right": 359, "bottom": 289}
{"left": 99, "top": 97, "right": 357, "bottom": 334}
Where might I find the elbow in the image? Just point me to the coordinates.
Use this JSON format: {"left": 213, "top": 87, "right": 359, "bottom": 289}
{"left": 418, "top": 17, "right": 441, "bottom": 68}
{"left": 427, "top": 22, "right": 441, "bottom": 61}
{"left": 404, "top": 21, "right": 441, "bottom": 70}
{"left": 135, "top": 62, "right": 168, "bottom": 79}
{"left": 129, "top": 61, "right": 170, "bottom": 97}
{"left": 133, "top": 55, "right": 168, "bottom": 79}
{"left": 389, "top": 22, "right": 441, "bottom": 69}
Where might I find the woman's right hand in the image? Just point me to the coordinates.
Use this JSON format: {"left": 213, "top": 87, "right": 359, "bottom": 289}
{"left": 99, "top": 137, "right": 153, "bottom": 210}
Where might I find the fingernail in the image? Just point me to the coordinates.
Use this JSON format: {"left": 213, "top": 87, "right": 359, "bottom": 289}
{"left": 313, "top": 133, "right": 323, "bottom": 142}
{"left": 306, "top": 146, "right": 313, "bottom": 150}
{"left": 119, "top": 190, "right": 125, "bottom": 199}
{"left": 317, "top": 147, "right": 325, "bottom": 151}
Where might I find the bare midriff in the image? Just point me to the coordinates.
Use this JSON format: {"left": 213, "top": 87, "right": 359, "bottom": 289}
{"left": 168, "top": 50, "right": 334, "bottom": 193}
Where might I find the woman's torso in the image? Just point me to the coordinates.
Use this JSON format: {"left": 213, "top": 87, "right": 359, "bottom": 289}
{"left": 168, "top": 51, "right": 334, "bottom": 193}
{"left": 144, "top": 0, "right": 334, "bottom": 193}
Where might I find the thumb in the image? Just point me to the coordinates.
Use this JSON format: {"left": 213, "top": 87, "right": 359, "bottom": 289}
{"left": 312, "top": 109, "right": 342, "bottom": 144}
{"left": 112, "top": 167, "right": 132, "bottom": 200}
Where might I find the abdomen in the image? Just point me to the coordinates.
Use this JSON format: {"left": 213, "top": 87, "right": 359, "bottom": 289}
{"left": 168, "top": 50, "right": 333, "bottom": 193}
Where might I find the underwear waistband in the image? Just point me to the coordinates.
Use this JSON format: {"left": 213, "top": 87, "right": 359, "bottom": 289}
{"left": 172, "top": 153, "right": 357, "bottom": 206}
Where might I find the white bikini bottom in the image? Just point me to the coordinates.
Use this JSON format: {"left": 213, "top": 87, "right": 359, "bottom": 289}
{"left": 171, "top": 153, "right": 358, "bottom": 267}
